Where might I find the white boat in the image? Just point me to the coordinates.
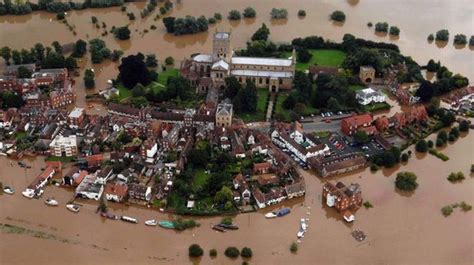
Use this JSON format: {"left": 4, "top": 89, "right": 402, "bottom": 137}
{"left": 66, "top": 204, "right": 81, "bottom": 213}
{"left": 297, "top": 229, "right": 305, "bottom": 238}
{"left": 45, "top": 198, "right": 59, "bottom": 206}
{"left": 145, "top": 219, "right": 158, "bottom": 226}
{"left": 300, "top": 218, "right": 307, "bottom": 231}
{"left": 121, "top": 216, "right": 138, "bottom": 224}
{"left": 265, "top": 212, "right": 277, "bottom": 218}
{"left": 22, "top": 190, "right": 34, "bottom": 199}
{"left": 3, "top": 186, "right": 15, "bottom": 195}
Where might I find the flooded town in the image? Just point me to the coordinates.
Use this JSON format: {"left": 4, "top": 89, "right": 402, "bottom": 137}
{"left": 0, "top": 1, "right": 473, "bottom": 265}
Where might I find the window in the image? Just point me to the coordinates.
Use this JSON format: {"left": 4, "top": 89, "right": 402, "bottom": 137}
{"left": 259, "top": 78, "right": 262, "bottom": 84}
{"left": 279, "top": 78, "right": 283, "bottom": 85}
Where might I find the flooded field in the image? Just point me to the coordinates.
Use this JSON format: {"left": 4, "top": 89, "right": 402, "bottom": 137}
{"left": 0, "top": 130, "right": 473, "bottom": 264}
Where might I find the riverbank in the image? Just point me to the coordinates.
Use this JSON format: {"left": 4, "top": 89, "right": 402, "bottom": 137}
{"left": 1, "top": 130, "right": 473, "bottom": 264}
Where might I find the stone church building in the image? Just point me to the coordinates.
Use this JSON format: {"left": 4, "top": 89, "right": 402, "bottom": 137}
{"left": 180, "top": 31, "right": 296, "bottom": 94}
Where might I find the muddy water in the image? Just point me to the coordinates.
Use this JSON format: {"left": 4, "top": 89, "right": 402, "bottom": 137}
{"left": 0, "top": 0, "right": 473, "bottom": 102}
{"left": 1, "top": 129, "right": 473, "bottom": 264}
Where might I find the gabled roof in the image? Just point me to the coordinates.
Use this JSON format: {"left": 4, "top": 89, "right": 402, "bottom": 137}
{"left": 212, "top": 60, "right": 229, "bottom": 70}
{"left": 193, "top": 54, "right": 213, "bottom": 63}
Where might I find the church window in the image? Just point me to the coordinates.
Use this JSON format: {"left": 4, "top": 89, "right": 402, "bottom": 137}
{"left": 279, "top": 78, "right": 283, "bottom": 85}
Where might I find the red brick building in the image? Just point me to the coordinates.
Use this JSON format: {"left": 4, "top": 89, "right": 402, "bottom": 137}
{"left": 322, "top": 181, "right": 362, "bottom": 213}
{"left": 340, "top": 114, "right": 374, "bottom": 136}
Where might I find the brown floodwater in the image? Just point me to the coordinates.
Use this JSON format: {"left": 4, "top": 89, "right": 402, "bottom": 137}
{"left": 1, "top": 127, "right": 473, "bottom": 264}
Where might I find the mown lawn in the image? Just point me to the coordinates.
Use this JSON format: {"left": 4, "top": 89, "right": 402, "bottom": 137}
{"left": 361, "top": 102, "right": 391, "bottom": 112}
{"left": 116, "top": 84, "right": 133, "bottom": 101}
{"left": 283, "top": 49, "right": 346, "bottom": 70}
{"left": 239, "top": 89, "right": 269, "bottom": 122}
{"left": 193, "top": 169, "right": 210, "bottom": 192}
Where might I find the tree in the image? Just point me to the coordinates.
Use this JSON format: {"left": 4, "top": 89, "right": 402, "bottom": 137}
{"left": 453, "top": 34, "right": 467, "bottom": 45}
{"left": 296, "top": 49, "right": 312, "bottom": 63}
{"left": 145, "top": 54, "right": 158, "bottom": 67}
{"left": 118, "top": 54, "right": 151, "bottom": 89}
{"left": 72, "top": 39, "right": 87, "bottom": 58}
{"left": 84, "top": 69, "right": 95, "bottom": 89}
{"left": 162, "top": 16, "right": 176, "bottom": 33}
{"left": 354, "top": 130, "right": 369, "bottom": 144}
{"left": 241, "top": 247, "right": 253, "bottom": 258}
{"left": 426, "top": 59, "right": 440, "bottom": 72}
{"left": 224, "top": 247, "right": 240, "bottom": 258}
{"left": 389, "top": 26, "right": 400, "bottom": 36}
{"left": 214, "top": 12, "right": 222, "bottom": 20}
{"left": 395, "top": 172, "right": 418, "bottom": 191}
{"left": 415, "top": 139, "right": 428, "bottom": 153}
{"left": 282, "top": 93, "right": 297, "bottom": 109}
{"left": 209, "top": 249, "right": 217, "bottom": 257}
{"left": 427, "top": 34, "right": 434, "bottom": 42}
{"left": 65, "top": 56, "right": 77, "bottom": 70}
{"left": 165, "top": 56, "right": 174, "bottom": 65}
{"left": 56, "top": 12, "right": 65, "bottom": 20}
{"left": 129, "top": 96, "right": 148, "bottom": 108}
{"left": 114, "top": 26, "right": 131, "bottom": 40}
{"left": 290, "top": 242, "right": 298, "bottom": 253}
{"left": 243, "top": 7, "right": 256, "bottom": 18}
{"left": 327, "top": 97, "right": 341, "bottom": 111}
{"left": 1, "top": 91, "right": 25, "bottom": 108}
{"left": 228, "top": 10, "right": 241, "bottom": 20}
{"left": 435, "top": 29, "right": 449, "bottom": 41}
{"left": 330, "top": 10, "right": 345, "bottom": 22}
{"left": 459, "top": 120, "right": 469, "bottom": 132}
{"left": 415, "top": 81, "right": 435, "bottom": 102}
{"left": 214, "top": 186, "right": 233, "bottom": 205}
{"left": 441, "top": 112, "right": 455, "bottom": 127}
{"left": 374, "top": 22, "right": 389, "bottom": 33}
{"left": 270, "top": 8, "right": 288, "bottom": 19}
{"left": 233, "top": 80, "right": 258, "bottom": 113}
{"left": 470, "top": 36, "right": 474, "bottom": 46}
{"left": 0, "top": 46, "right": 12, "bottom": 65}
{"left": 188, "top": 244, "right": 204, "bottom": 257}
{"left": 251, "top": 23, "right": 270, "bottom": 42}
{"left": 16, "top": 66, "right": 32, "bottom": 78}
{"left": 293, "top": 71, "right": 312, "bottom": 100}
{"left": 401, "top": 153, "right": 409, "bottom": 162}
{"left": 298, "top": 10, "right": 306, "bottom": 17}
{"left": 52, "top": 41, "right": 62, "bottom": 54}
{"left": 12, "top": 50, "right": 21, "bottom": 65}
{"left": 224, "top": 76, "right": 241, "bottom": 99}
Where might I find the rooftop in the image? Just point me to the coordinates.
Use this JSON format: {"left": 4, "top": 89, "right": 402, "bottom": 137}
{"left": 231, "top": 69, "right": 293, "bottom": 78}
{"left": 68, "top": 107, "right": 84, "bottom": 119}
{"left": 231, "top": 57, "right": 293, "bottom": 67}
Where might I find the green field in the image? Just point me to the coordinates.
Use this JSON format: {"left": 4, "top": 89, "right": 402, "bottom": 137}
{"left": 192, "top": 169, "right": 210, "bottom": 192}
{"left": 361, "top": 102, "right": 391, "bottom": 112}
{"left": 283, "top": 49, "right": 347, "bottom": 71}
{"left": 239, "top": 89, "right": 269, "bottom": 122}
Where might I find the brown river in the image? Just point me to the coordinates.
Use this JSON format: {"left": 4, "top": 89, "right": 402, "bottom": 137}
{"left": 0, "top": 1, "right": 473, "bottom": 264}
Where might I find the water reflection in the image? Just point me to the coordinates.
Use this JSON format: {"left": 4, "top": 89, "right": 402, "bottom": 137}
{"left": 332, "top": 21, "right": 345, "bottom": 27}
{"left": 270, "top": 18, "right": 288, "bottom": 26}
{"left": 435, "top": 40, "right": 448, "bottom": 48}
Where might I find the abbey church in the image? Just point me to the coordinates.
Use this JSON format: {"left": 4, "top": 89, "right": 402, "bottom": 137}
{"left": 180, "top": 31, "right": 296, "bottom": 94}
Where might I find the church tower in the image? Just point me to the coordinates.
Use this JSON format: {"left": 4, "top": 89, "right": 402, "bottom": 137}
{"left": 212, "top": 30, "right": 232, "bottom": 62}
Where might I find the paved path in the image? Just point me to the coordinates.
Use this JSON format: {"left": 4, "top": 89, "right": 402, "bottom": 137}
{"left": 265, "top": 93, "right": 276, "bottom": 122}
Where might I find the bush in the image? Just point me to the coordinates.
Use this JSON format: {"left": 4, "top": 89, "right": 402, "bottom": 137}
{"left": 428, "top": 149, "right": 449, "bottom": 161}
{"left": 225, "top": 247, "right": 240, "bottom": 258}
{"left": 447, "top": 172, "right": 465, "bottom": 183}
{"left": 270, "top": 8, "right": 288, "bottom": 19}
{"left": 330, "top": 10, "right": 345, "bottom": 22}
{"left": 453, "top": 34, "right": 467, "bottom": 45}
{"left": 415, "top": 140, "right": 428, "bottom": 153}
{"left": 367, "top": 22, "right": 373, "bottom": 27}
{"left": 221, "top": 217, "right": 233, "bottom": 225}
{"left": 84, "top": 69, "right": 95, "bottom": 88}
{"left": 189, "top": 244, "right": 204, "bottom": 257}
{"left": 435, "top": 29, "right": 449, "bottom": 41}
{"left": 459, "top": 120, "right": 469, "bottom": 132}
{"left": 370, "top": 164, "right": 378, "bottom": 172}
{"left": 243, "top": 7, "right": 256, "bottom": 18}
{"left": 441, "top": 205, "right": 453, "bottom": 217}
{"left": 214, "top": 13, "right": 222, "bottom": 20}
{"left": 165, "top": 56, "right": 174, "bottom": 65}
{"left": 363, "top": 201, "right": 373, "bottom": 209}
{"left": 241, "top": 247, "right": 253, "bottom": 258}
{"left": 209, "top": 248, "right": 217, "bottom": 257}
{"left": 401, "top": 153, "right": 409, "bottom": 162}
{"left": 427, "top": 140, "right": 434, "bottom": 148}
{"left": 56, "top": 12, "right": 65, "bottom": 20}
{"left": 389, "top": 26, "right": 400, "bottom": 36}
{"left": 114, "top": 26, "right": 131, "bottom": 40}
{"left": 228, "top": 10, "right": 241, "bottom": 20}
{"left": 174, "top": 218, "right": 198, "bottom": 231}
{"left": 470, "top": 36, "right": 474, "bottom": 46}
{"left": 437, "top": 131, "right": 448, "bottom": 142}
{"left": 208, "top": 17, "right": 216, "bottom": 24}
{"left": 375, "top": 22, "right": 389, "bottom": 33}
{"left": 460, "top": 201, "right": 472, "bottom": 212}
{"left": 290, "top": 242, "right": 298, "bottom": 253}
{"left": 298, "top": 10, "right": 306, "bottom": 17}
{"left": 395, "top": 172, "right": 418, "bottom": 192}
{"left": 427, "top": 34, "right": 434, "bottom": 42}
{"left": 296, "top": 49, "right": 312, "bottom": 63}
{"left": 436, "top": 138, "right": 445, "bottom": 147}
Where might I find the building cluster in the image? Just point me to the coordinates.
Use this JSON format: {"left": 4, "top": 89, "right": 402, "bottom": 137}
{"left": 439, "top": 86, "right": 474, "bottom": 114}
{"left": 0, "top": 65, "right": 76, "bottom": 109}
{"left": 355, "top": 88, "right": 386, "bottom": 106}
{"left": 181, "top": 31, "right": 296, "bottom": 93}
{"left": 322, "top": 181, "right": 362, "bottom": 222}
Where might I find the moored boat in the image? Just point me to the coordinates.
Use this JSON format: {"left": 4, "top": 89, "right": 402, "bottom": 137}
{"left": 276, "top": 208, "right": 291, "bottom": 217}
{"left": 121, "top": 216, "right": 138, "bottom": 224}
{"left": 66, "top": 204, "right": 81, "bottom": 213}
{"left": 44, "top": 198, "right": 59, "bottom": 206}
{"left": 3, "top": 186, "right": 15, "bottom": 195}
{"left": 212, "top": 225, "right": 226, "bottom": 232}
{"left": 265, "top": 212, "right": 277, "bottom": 218}
{"left": 100, "top": 212, "right": 119, "bottom": 220}
{"left": 300, "top": 218, "right": 307, "bottom": 231}
{"left": 217, "top": 223, "right": 239, "bottom": 230}
{"left": 22, "top": 190, "right": 34, "bottom": 199}
{"left": 145, "top": 219, "right": 158, "bottom": 226}
{"left": 159, "top": 220, "right": 175, "bottom": 229}
{"left": 297, "top": 229, "right": 305, "bottom": 238}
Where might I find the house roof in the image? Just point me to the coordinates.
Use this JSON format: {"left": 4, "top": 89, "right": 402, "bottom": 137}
{"left": 104, "top": 182, "right": 128, "bottom": 197}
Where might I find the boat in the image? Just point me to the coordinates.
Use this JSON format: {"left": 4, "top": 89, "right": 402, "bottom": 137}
{"left": 276, "top": 208, "right": 291, "bottom": 217}
{"left": 265, "top": 212, "right": 277, "bottom": 218}
{"left": 217, "top": 223, "right": 239, "bottom": 230}
{"left": 22, "top": 190, "right": 34, "bottom": 199}
{"left": 121, "top": 216, "right": 138, "bottom": 224}
{"left": 212, "top": 225, "right": 226, "bottom": 232}
{"left": 45, "top": 198, "right": 59, "bottom": 206}
{"left": 66, "top": 204, "right": 81, "bottom": 213}
{"left": 100, "top": 212, "right": 119, "bottom": 220}
{"left": 297, "top": 229, "right": 305, "bottom": 239}
{"left": 159, "top": 221, "right": 175, "bottom": 229}
{"left": 300, "top": 218, "right": 307, "bottom": 231}
{"left": 3, "top": 186, "right": 15, "bottom": 195}
{"left": 145, "top": 219, "right": 158, "bottom": 226}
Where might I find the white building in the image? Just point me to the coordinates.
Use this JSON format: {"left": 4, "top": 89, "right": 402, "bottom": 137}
{"left": 49, "top": 135, "right": 77, "bottom": 157}
{"left": 271, "top": 130, "right": 330, "bottom": 163}
{"left": 356, "top": 88, "right": 386, "bottom": 106}
{"left": 75, "top": 173, "right": 104, "bottom": 200}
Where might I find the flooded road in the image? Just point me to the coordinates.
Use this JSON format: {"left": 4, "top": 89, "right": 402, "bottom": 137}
{"left": 1, "top": 130, "right": 473, "bottom": 264}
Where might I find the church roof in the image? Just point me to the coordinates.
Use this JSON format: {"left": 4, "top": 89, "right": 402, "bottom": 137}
{"left": 212, "top": 60, "right": 229, "bottom": 70}
{"left": 231, "top": 57, "right": 292, "bottom": 67}
{"left": 193, "top": 54, "right": 213, "bottom": 63}
{"left": 231, "top": 70, "right": 293, "bottom": 78}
